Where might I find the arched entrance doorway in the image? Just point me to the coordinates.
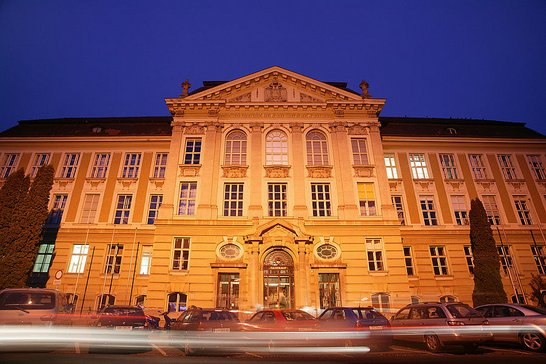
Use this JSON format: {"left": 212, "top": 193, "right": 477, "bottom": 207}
{"left": 263, "top": 249, "right": 294, "bottom": 309}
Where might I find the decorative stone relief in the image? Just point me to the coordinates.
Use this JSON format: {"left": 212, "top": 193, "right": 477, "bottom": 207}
{"left": 415, "top": 179, "right": 434, "bottom": 191}
{"left": 306, "top": 166, "right": 332, "bottom": 178}
{"left": 333, "top": 109, "right": 344, "bottom": 117}
{"left": 117, "top": 178, "right": 138, "bottom": 190}
{"left": 184, "top": 124, "right": 205, "bottom": 135}
{"left": 348, "top": 124, "right": 369, "bottom": 135}
{"left": 353, "top": 165, "right": 375, "bottom": 177}
{"left": 54, "top": 178, "right": 73, "bottom": 190}
{"left": 264, "top": 79, "right": 287, "bottom": 102}
{"left": 507, "top": 180, "right": 526, "bottom": 192}
{"left": 149, "top": 178, "right": 165, "bottom": 189}
{"left": 179, "top": 165, "right": 201, "bottom": 177}
{"left": 445, "top": 180, "right": 465, "bottom": 191}
{"left": 85, "top": 178, "right": 106, "bottom": 189}
{"left": 264, "top": 165, "right": 290, "bottom": 178}
{"left": 476, "top": 180, "right": 495, "bottom": 191}
{"left": 229, "top": 92, "right": 252, "bottom": 102}
{"left": 222, "top": 166, "right": 248, "bottom": 178}
{"left": 389, "top": 180, "right": 403, "bottom": 191}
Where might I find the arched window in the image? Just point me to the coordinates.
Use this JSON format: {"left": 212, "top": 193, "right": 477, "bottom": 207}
{"left": 306, "top": 130, "right": 329, "bottom": 166}
{"left": 224, "top": 130, "right": 247, "bottom": 165}
{"left": 265, "top": 130, "right": 288, "bottom": 165}
{"left": 439, "top": 295, "right": 457, "bottom": 303}
{"left": 167, "top": 292, "right": 187, "bottom": 312}
{"left": 97, "top": 294, "right": 115, "bottom": 311}
{"left": 371, "top": 292, "right": 391, "bottom": 312}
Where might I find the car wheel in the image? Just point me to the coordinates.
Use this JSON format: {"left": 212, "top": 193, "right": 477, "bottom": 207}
{"left": 424, "top": 334, "right": 442, "bottom": 353}
{"left": 520, "top": 332, "right": 545, "bottom": 352}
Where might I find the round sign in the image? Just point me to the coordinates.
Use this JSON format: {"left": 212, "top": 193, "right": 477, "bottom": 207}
{"left": 54, "top": 270, "right": 63, "bottom": 279}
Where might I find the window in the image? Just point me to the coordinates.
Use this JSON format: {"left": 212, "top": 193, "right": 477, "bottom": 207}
{"left": 366, "top": 238, "right": 384, "bottom": 272}
{"left": 482, "top": 195, "right": 501, "bottom": 225}
{"left": 451, "top": 195, "right": 469, "bottom": 225}
{"left": 139, "top": 246, "right": 152, "bottom": 275}
{"left": 178, "top": 182, "right": 197, "bottom": 216}
{"left": 497, "top": 246, "right": 513, "bottom": 275}
{"left": 153, "top": 153, "right": 168, "bottom": 178}
{"left": 114, "top": 195, "right": 132, "bottom": 224}
{"left": 469, "top": 154, "right": 487, "bottom": 179}
{"left": 371, "top": 293, "right": 390, "bottom": 312}
{"left": 104, "top": 244, "right": 123, "bottom": 274}
{"left": 33, "top": 244, "right": 55, "bottom": 273}
{"left": 67, "top": 244, "right": 89, "bottom": 273}
{"left": 403, "top": 246, "right": 415, "bottom": 276}
{"left": 464, "top": 246, "right": 474, "bottom": 275}
{"left": 97, "top": 294, "right": 115, "bottom": 310}
{"left": 409, "top": 153, "right": 429, "bottom": 179}
{"left": 411, "top": 296, "right": 421, "bottom": 304}
{"left": 167, "top": 292, "right": 187, "bottom": 312}
{"left": 357, "top": 182, "right": 376, "bottom": 216}
{"left": 183, "top": 138, "right": 202, "bottom": 164}
{"left": 223, "top": 183, "right": 244, "bottom": 216}
{"left": 172, "top": 237, "right": 190, "bottom": 271}
{"left": 420, "top": 196, "right": 438, "bottom": 225}
{"left": 318, "top": 273, "right": 341, "bottom": 309}
{"left": 430, "top": 246, "right": 449, "bottom": 275}
{"left": 440, "top": 295, "right": 457, "bottom": 303}
{"left": 80, "top": 194, "right": 100, "bottom": 223}
{"left": 30, "top": 153, "right": 51, "bottom": 178}
{"left": 47, "top": 194, "right": 68, "bottom": 225}
{"left": 527, "top": 155, "right": 546, "bottom": 180}
{"left": 311, "top": 183, "right": 331, "bottom": 217}
{"left": 439, "top": 154, "right": 459, "bottom": 179}
{"left": 91, "top": 153, "right": 110, "bottom": 178}
{"left": 265, "top": 130, "right": 288, "bottom": 165}
{"left": 384, "top": 154, "right": 398, "bottom": 179}
{"left": 498, "top": 154, "right": 518, "bottom": 180}
{"left": 60, "top": 153, "right": 80, "bottom": 178}
{"left": 224, "top": 130, "right": 247, "bottom": 165}
{"left": 514, "top": 196, "right": 532, "bottom": 225}
{"left": 351, "top": 138, "right": 369, "bottom": 165}
{"left": 147, "top": 194, "right": 163, "bottom": 224}
{"left": 268, "top": 183, "right": 287, "bottom": 217}
{"left": 0, "top": 153, "right": 20, "bottom": 178}
{"left": 216, "top": 273, "right": 240, "bottom": 309}
{"left": 391, "top": 196, "right": 405, "bottom": 225}
{"left": 135, "top": 295, "right": 146, "bottom": 307}
{"left": 121, "top": 153, "right": 141, "bottom": 178}
{"left": 306, "top": 131, "right": 329, "bottom": 166}
{"left": 531, "top": 245, "right": 546, "bottom": 275}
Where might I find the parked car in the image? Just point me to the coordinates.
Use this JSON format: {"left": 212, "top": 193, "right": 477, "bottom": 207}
{"left": 317, "top": 306, "right": 392, "bottom": 351}
{"left": 390, "top": 301, "right": 491, "bottom": 352}
{"left": 94, "top": 305, "right": 148, "bottom": 330}
{"left": 0, "top": 288, "right": 73, "bottom": 326}
{"left": 475, "top": 303, "right": 546, "bottom": 352}
{"left": 170, "top": 307, "right": 241, "bottom": 355}
{"left": 243, "top": 309, "right": 318, "bottom": 332}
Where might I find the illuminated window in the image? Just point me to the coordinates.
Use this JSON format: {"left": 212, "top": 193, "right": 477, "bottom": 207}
{"left": 357, "top": 182, "right": 376, "bottom": 216}
{"left": 384, "top": 154, "right": 398, "bottom": 179}
{"left": 318, "top": 273, "right": 341, "bottom": 309}
{"left": 409, "top": 153, "right": 429, "bottom": 179}
{"left": 306, "top": 130, "right": 329, "bottom": 166}
{"left": 139, "top": 246, "right": 152, "bottom": 275}
{"left": 225, "top": 130, "right": 247, "bottom": 165}
{"left": 68, "top": 244, "right": 89, "bottom": 273}
{"left": 33, "top": 244, "right": 54, "bottom": 273}
{"left": 265, "top": 130, "right": 288, "bottom": 165}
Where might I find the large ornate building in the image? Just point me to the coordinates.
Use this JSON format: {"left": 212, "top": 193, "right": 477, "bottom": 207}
{"left": 1, "top": 66, "right": 545, "bottom": 315}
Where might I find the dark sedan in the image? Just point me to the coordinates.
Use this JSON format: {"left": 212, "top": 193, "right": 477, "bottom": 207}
{"left": 94, "top": 305, "right": 148, "bottom": 330}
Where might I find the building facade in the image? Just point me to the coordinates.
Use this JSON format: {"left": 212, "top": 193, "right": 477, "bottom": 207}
{"left": 1, "top": 66, "right": 546, "bottom": 316}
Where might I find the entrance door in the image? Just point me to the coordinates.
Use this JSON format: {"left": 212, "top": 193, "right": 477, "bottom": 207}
{"left": 263, "top": 250, "right": 294, "bottom": 309}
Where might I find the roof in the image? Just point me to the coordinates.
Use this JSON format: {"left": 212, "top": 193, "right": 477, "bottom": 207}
{"left": 0, "top": 116, "right": 543, "bottom": 139}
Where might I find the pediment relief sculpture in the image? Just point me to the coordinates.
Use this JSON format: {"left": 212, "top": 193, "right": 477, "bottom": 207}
{"left": 264, "top": 80, "right": 288, "bottom": 102}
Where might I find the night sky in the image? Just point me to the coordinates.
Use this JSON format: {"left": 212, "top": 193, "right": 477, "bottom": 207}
{"left": 1, "top": 1, "right": 545, "bottom": 135}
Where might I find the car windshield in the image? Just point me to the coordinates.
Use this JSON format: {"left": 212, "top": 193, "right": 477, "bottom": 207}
{"left": 282, "top": 310, "right": 315, "bottom": 321}
{"left": 521, "top": 305, "right": 546, "bottom": 315}
{"left": 0, "top": 291, "right": 56, "bottom": 310}
{"left": 447, "top": 303, "right": 481, "bottom": 318}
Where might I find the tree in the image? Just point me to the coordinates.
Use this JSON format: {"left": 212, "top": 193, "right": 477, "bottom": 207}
{"left": 529, "top": 273, "right": 546, "bottom": 308}
{"left": 470, "top": 198, "right": 507, "bottom": 306}
{"left": 0, "top": 165, "right": 54, "bottom": 289}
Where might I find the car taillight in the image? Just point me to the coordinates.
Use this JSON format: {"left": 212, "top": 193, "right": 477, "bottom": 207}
{"left": 447, "top": 320, "right": 465, "bottom": 326}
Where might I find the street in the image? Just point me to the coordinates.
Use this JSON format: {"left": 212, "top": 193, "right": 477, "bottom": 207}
{"left": 0, "top": 342, "right": 543, "bottom": 364}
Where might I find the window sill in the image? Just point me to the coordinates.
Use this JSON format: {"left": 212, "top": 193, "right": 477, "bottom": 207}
{"left": 434, "top": 275, "right": 454, "bottom": 280}
{"left": 369, "top": 271, "right": 388, "bottom": 276}
{"left": 169, "top": 270, "right": 189, "bottom": 275}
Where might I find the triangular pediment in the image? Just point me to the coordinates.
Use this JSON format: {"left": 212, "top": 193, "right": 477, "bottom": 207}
{"left": 183, "top": 66, "right": 362, "bottom": 103}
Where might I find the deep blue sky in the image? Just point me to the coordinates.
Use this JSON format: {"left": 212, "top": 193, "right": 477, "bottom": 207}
{"left": 1, "top": 1, "right": 545, "bottom": 135}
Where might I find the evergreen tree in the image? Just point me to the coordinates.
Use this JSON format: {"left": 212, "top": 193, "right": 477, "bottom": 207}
{"left": 0, "top": 165, "right": 54, "bottom": 289}
{"left": 529, "top": 273, "right": 546, "bottom": 308}
{"left": 470, "top": 198, "right": 507, "bottom": 306}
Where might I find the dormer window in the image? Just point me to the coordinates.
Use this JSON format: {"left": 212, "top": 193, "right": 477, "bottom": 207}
{"left": 447, "top": 128, "right": 457, "bottom": 135}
